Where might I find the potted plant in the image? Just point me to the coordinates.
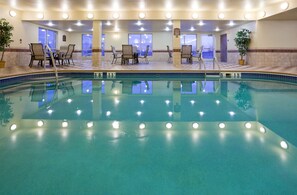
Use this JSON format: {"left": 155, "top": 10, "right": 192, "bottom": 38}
{"left": 0, "top": 18, "right": 14, "bottom": 68}
{"left": 234, "top": 28, "right": 251, "bottom": 65}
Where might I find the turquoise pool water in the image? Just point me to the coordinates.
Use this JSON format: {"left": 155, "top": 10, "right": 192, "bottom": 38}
{"left": 1, "top": 74, "right": 297, "bottom": 194}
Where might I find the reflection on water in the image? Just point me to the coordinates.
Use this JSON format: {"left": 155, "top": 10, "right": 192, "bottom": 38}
{"left": 1, "top": 77, "right": 297, "bottom": 193}
{"left": 0, "top": 92, "right": 13, "bottom": 126}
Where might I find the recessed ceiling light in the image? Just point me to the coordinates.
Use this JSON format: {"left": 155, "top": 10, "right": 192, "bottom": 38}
{"left": 139, "top": 2, "right": 145, "bottom": 9}
{"left": 139, "top": 12, "right": 146, "bottom": 19}
{"left": 198, "top": 21, "right": 204, "bottom": 26}
{"left": 9, "top": 10, "right": 16, "bottom": 17}
{"left": 37, "top": 13, "right": 44, "bottom": 19}
{"left": 165, "top": 27, "right": 170, "bottom": 31}
{"left": 280, "top": 2, "right": 289, "bottom": 10}
{"left": 75, "top": 21, "right": 83, "bottom": 26}
{"left": 167, "top": 21, "right": 173, "bottom": 26}
{"left": 62, "top": 13, "right": 69, "bottom": 19}
{"left": 228, "top": 21, "right": 235, "bottom": 26}
{"left": 244, "top": 13, "right": 252, "bottom": 20}
{"left": 165, "top": 12, "right": 172, "bottom": 19}
{"left": 192, "top": 13, "right": 198, "bottom": 19}
{"left": 67, "top": 28, "right": 73, "bottom": 32}
{"left": 189, "top": 26, "right": 195, "bottom": 31}
{"left": 215, "top": 27, "right": 220, "bottom": 31}
{"left": 87, "top": 13, "right": 94, "bottom": 19}
{"left": 136, "top": 21, "right": 142, "bottom": 26}
{"left": 106, "top": 21, "right": 112, "bottom": 26}
{"left": 47, "top": 21, "right": 54, "bottom": 26}
{"left": 218, "top": 13, "right": 225, "bottom": 19}
{"left": 112, "top": 12, "right": 120, "bottom": 19}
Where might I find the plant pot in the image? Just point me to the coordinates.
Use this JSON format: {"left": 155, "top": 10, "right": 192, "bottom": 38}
{"left": 0, "top": 61, "right": 5, "bottom": 68}
{"left": 238, "top": 59, "right": 245, "bottom": 65}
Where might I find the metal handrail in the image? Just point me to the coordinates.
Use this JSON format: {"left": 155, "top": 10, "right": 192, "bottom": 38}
{"left": 44, "top": 45, "right": 58, "bottom": 81}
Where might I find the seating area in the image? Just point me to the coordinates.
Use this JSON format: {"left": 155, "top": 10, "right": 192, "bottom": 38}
{"left": 111, "top": 45, "right": 122, "bottom": 64}
{"left": 54, "top": 44, "right": 75, "bottom": 66}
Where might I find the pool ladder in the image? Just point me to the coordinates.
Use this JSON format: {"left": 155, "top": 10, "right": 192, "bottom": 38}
{"left": 44, "top": 45, "right": 58, "bottom": 81}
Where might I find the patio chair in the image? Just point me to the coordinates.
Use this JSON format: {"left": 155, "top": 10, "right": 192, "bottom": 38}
{"left": 28, "top": 43, "right": 50, "bottom": 67}
{"left": 138, "top": 45, "right": 149, "bottom": 64}
{"left": 181, "top": 45, "right": 192, "bottom": 64}
{"left": 121, "top": 45, "right": 134, "bottom": 65}
{"left": 111, "top": 45, "right": 122, "bottom": 64}
{"left": 192, "top": 45, "right": 203, "bottom": 62}
{"left": 54, "top": 45, "right": 68, "bottom": 65}
{"left": 167, "top": 45, "right": 172, "bottom": 63}
{"left": 57, "top": 44, "right": 75, "bottom": 65}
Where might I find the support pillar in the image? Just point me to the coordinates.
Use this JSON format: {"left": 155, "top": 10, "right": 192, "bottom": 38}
{"left": 172, "top": 20, "right": 181, "bottom": 67}
{"left": 92, "top": 21, "right": 102, "bottom": 66}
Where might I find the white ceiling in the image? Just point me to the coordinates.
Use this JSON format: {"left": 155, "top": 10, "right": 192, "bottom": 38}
{"left": 1, "top": 0, "right": 296, "bottom": 32}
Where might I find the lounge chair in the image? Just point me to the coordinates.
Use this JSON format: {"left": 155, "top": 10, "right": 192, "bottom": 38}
{"left": 111, "top": 45, "right": 122, "bottom": 64}
{"left": 138, "top": 45, "right": 149, "bottom": 64}
{"left": 121, "top": 45, "right": 134, "bottom": 65}
{"left": 55, "top": 44, "right": 75, "bottom": 65}
{"left": 28, "top": 43, "right": 51, "bottom": 67}
{"left": 181, "top": 45, "right": 192, "bottom": 64}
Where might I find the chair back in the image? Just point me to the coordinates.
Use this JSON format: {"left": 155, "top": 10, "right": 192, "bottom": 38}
{"left": 122, "top": 45, "right": 133, "bottom": 58}
{"left": 143, "top": 45, "right": 149, "bottom": 57}
{"left": 181, "top": 45, "right": 192, "bottom": 57}
{"left": 167, "top": 45, "right": 172, "bottom": 57}
{"left": 31, "top": 43, "right": 45, "bottom": 60}
{"left": 111, "top": 46, "right": 117, "bottom": 56}
{"left": 65, "top": 44, "right": 75, "bottom": 58}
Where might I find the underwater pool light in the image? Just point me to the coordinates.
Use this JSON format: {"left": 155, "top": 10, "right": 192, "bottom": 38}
{"left": 37, "top": 120, "right": 44, "bottom": 127}
{"left": 219, "top": 123, "right": 225, "bottom": 129}
{"left": 87, "top": 121, "right": 93, "bottom": 128}
{"left": 192, "top": 122, "right": 199, "bottom": 129}
{"left": 166, "top": 122, "right": 173, "bottom": 129}
{"left": 259, "top": 127, "right": 266, "bottom": 133}
{"left": 139, "top": 123, "right": 146, "bottom": 129}
{"left": 10, "top": 124, "right": 17, "bottom": 131}
{"left": 245, "top": 122, "right": 252, "bottom": 129}
{"left": 280, "top": 141, "right": 288, "bottom": 149}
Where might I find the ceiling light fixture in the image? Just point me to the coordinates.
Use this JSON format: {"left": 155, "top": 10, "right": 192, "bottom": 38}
{"left": 280, "top": 2, "right": 289, "bottom": 10}
{"left": 139, "top": 12, "right": 146, "bottom": 19}
{"left": 87, "top": 13, "right": 94, "bottom": 19}
{"left": 136, "top": 21, "right": 143, "bottom": 26}
{"left": 62, "top": 13, "right": 69, "bottom": 19}
{"left": 37, "top": 13, "right": 44, "bottom": 19}
{"left": 47, "top": 21, "right": 54, "bottom": 26}
{"left": 244, "top": 13, "right": 252, "bottom": 20}
{"left": 106, "top": 21, "right": 112, "bottom": 26}
{"left": 192, "top": 13, "right": 198, "bottom": 19}
{"left": 9, "top": 10, "right": 16, "bottom": 17}
{"left": 167, "top": 21, "right": 173, "bottom": 26}
{"left": 190, "top": 26, "right": 195, "bottom": 31}
{"left": 165, "top": 12, "right": 172, "bottom": 19}
{"left": 112, "top": 12, "right": 120, "bottom": 19}
{"left": 228, "top": 21, "right": 235, "bottom": 26}
{"left": 215, "top": 27, "right": 220, "bottom": 31}
{"left": 198, "top": 21, "right": 204, "bottom": 26}
{"left": 218, "top": 13, "right": 225, "bottom": 19}
{"left": 165, "top": 27, "right": 170, "bottom": 31}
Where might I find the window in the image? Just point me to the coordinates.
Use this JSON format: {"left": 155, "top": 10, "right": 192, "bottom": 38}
{"left": 38, "top": 28, "right": 57, "bottom": 49}
{"left": 180, "top": 34, "right": 197, "bottom": 55}
{"left": 128, "top": 34, "right": 152, "bottom": 56}
{"left": 82, "top": 34, "right": 93, "bottom": 56}
{"left": 201, "top": 34, "right": 214, "bottom": 59}
{"left": 82, "top": 34, "right": 105, "bottom": 56}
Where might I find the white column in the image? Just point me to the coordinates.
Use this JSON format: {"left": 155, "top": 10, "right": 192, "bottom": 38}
{"left": 92, "top": 21, "right": 102, "bottom": 66}
{"left": 172, "top": 20, "right": 181, "bottom": 66}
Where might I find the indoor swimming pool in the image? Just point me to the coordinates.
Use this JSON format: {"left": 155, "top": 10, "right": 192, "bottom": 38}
{"left": 0, "top": 73, "right": 297, "bottom": 194}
